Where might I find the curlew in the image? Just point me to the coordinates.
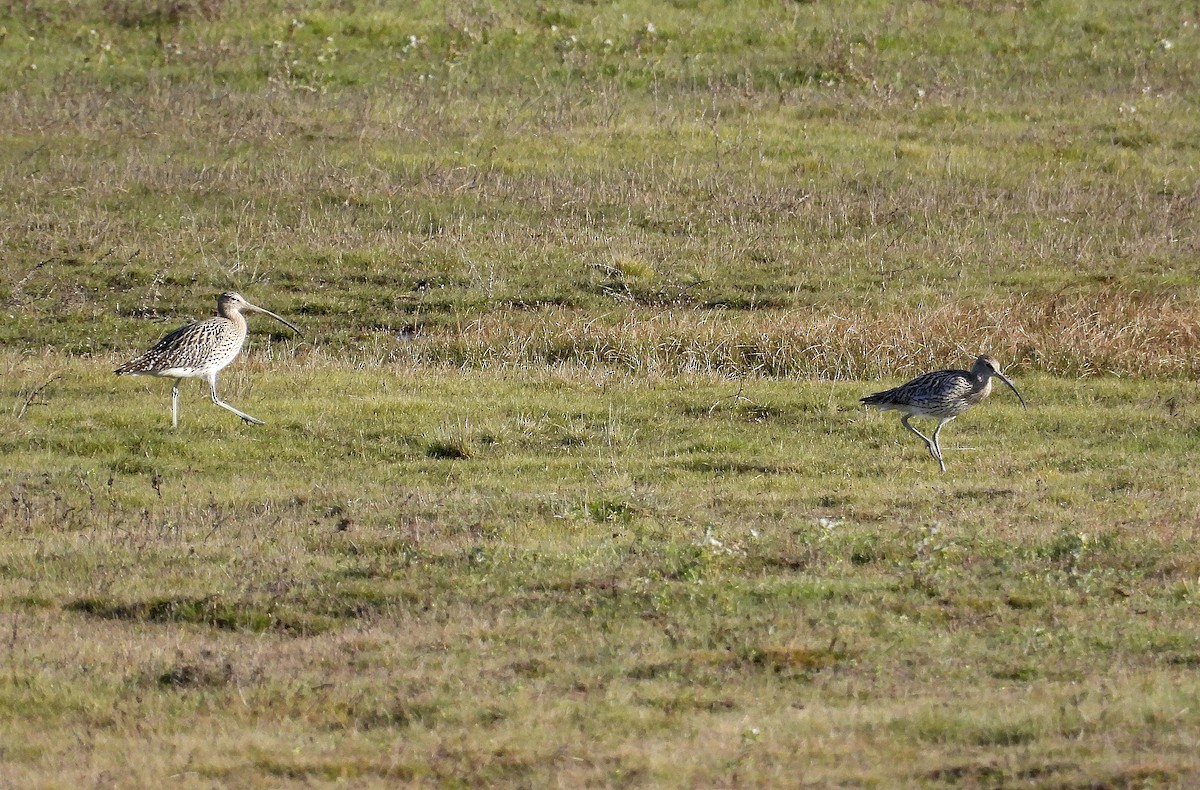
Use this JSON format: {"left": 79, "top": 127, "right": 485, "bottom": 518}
{"left": 115, "top": 292, "right": 301, "bottom": 427}
{"left": 861, "top": 355, "right": 1027, "bottom": 472}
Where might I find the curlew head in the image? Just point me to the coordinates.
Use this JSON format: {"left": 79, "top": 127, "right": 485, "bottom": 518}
{"left": 217, "top": 292, "right": 302, "bottom": 336}
{"left": 972, "top": 355, "right": 1026, "bottom": 409}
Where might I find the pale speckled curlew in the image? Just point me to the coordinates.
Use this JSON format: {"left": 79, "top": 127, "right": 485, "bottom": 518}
{"left": 115, "top": 292, "right": 301, "bottom": 427}
{"left": 861, "top": 355, "right": 1027, "bottom": 472}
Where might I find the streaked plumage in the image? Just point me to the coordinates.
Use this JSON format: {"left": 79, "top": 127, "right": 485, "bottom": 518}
{"left": 861, "top": 355, "right": 1026, "bottom": 472}
{"left": 115, "top": 292, "right": 301, "bottom": 427}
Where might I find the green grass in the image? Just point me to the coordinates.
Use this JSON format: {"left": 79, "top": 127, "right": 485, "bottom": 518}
{"left": 4, "top": 357, "right": 1200, "bottom": 784}
{"left": 2, "top": 0, "right": 1200, "bottom": 785}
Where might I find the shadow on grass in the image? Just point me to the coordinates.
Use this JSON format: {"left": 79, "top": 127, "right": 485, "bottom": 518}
{"left": 629, "top": 644, "right": 853, "bottom": 681}
{"left": 64, "top": 594, "right": 353, "bottom": 636}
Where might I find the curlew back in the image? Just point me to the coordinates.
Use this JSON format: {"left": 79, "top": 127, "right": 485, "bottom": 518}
{"left": 861, "top": 369, "right": 982, "bottom": 416}
{"left": 115, "top": 317, "right": 239, "bottom": 376}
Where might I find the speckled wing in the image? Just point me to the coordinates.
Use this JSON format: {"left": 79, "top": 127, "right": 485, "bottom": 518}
{"left": 115, "top": 318, "right": 226, "bottom": 375}
{"left": 861, "top": 370, "right": 976, "bottom": 416}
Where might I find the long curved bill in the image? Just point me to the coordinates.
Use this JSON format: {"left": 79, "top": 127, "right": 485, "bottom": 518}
{"left": 245, "top": 302, "right": 302, "bottom": 336}
{"left": 996, "top": 371, "right": 1027, "bottom": 410}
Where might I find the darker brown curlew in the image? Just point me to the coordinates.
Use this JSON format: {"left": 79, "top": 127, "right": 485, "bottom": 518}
{"left": 861, "top": 355, "right": 1027, "bottom": 472}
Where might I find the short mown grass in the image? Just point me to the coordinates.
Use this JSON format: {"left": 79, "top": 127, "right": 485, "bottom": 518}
{"left": 3, "top": 355, "right": 1200, "bottom": 785}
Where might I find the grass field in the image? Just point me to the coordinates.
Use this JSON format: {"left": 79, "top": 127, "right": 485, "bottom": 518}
{"left": 2, "top": 1, "right": 1200, "bottom": 786}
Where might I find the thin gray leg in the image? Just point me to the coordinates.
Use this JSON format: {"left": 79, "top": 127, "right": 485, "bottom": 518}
{"left": 931, "top": 418, "right": 955, "bottom": 473}
{"left": 171, "top": 379, "right": 180, "bottom": 428}
{"left": 900, "top": 415, "right": 940, "bottom": 468}
{"left": 207, "top": 373, "right": 264, "bottom": 425}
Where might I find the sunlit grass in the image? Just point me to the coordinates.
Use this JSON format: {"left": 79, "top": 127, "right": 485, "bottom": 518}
{"left": 2, "top": 0, "right": 1200, "bottom": 784}
{"left": 3, "top": 353, "right": 1200, "bottom": 783}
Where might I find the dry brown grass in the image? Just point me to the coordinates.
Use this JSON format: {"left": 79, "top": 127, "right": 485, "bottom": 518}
{"left": 387, "top": 289, "right": 1200, "bottom": 379}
